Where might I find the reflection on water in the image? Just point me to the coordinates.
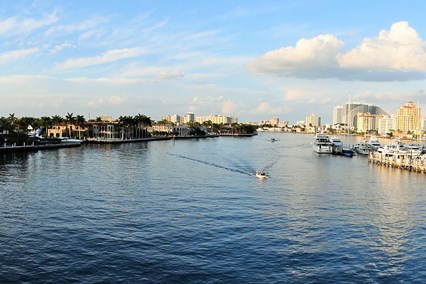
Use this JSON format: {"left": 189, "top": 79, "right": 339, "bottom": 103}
{"left": 1, "top": 133, "right": 426, "bottom": 283}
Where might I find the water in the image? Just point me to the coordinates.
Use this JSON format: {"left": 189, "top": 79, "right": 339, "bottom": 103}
{"left": 1, "top": 133, "right": 426, "bottom": 283}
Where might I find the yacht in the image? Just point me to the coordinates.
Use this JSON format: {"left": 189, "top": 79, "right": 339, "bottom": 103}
{"left": 368, "top": 136, "right": 381, "bottom": 150}
{"left": 354, "top": 141, "right": 375, "bottom": 155}
{"left": 313, "top": 133, "right": 333, "bottom": 154}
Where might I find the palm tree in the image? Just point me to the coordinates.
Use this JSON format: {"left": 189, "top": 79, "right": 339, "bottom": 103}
{"left": 51, "top": 115, "right": 63, "bottom": 138}
{"left": 40, "top": 116, "right": 52, "bottom": 137}
{"left": 65, "top": 112, "right": 76, "bottom": 138}
{"left": 8, "top": 113, "right": 17, "bottom": 132}
{"left": 75, "top": 115, "right": 86, "bottom": 139}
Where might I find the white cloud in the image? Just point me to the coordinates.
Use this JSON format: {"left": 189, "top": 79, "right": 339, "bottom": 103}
{"left": 284, "top": 89, "right": 332, "bottom": 104}
{"left": 50, "top": 42, "right": 74, "bottom": 53}
{"left": 337, "top": 22, "right": 426, "bottom": 71}
{"left": 249, "top": 34, "right": 343, "bottom": 74}
{"left": 57, "top": 47, "right": 147, "bottom": 70}
{"left": 66, "top": 77, "right": 145, "bottom": 84}
{"left": 0, "top": 48, "right": 38, "bottom": 64}
{"left": 155, "top": 71, "right": 183, "bottom": 81}
{"left": 253, "top": 101, "right": 284, "bottom": 115}
{"left": 0, "top": 12, "right": 57, "bottom": 36}
{"left": 44, "top": 16, "right": 107, "bottom": 37}
{"left": 87, "top": 96, "right": 129, "bottom": 108}
{"left": 249, "top": 21, "right": 426, "bottom": 81}
{"left": 221, "top": 100, "right": 237, "bottom": 114}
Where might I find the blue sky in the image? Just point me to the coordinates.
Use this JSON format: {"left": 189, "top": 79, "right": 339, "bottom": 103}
{"left": 1, "top": 0, "right": 426, "bottom": 123}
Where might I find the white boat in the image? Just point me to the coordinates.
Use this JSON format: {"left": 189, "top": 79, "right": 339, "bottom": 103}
{"left": 313, "top": 133, "right": 333, "bottom": 154}
{"left": 354, "top": 141, "right": 375, "bottom": 155}
{"left": 368, "top": 136, "right": 381, "bottom": 150}
{"left": 255, "top": 171, "right": 268, "bottom": 179}
{"left": 376, "top": 140, "right": 405, "bottom": 157}
{"left": 60, "top": 137, "right": 84, "bottom": 144}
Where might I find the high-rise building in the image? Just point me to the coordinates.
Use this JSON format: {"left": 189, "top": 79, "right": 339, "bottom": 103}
{"left": 377, "top": 115, "right": 395, "bottom": 136}
{"left": 341, "top": 102, "right": 389, "bottom": 127}
{"left": 396, "top": 101, "right": 421, "bottom": 133}
{"left": 305, "top": 114, "right": 321, "bottom": 127}
{"left": 356, "top": 112, "right": 376, "bottom": 133}
{"left": 332, "top": 105, "right": 344, "bottom": 125}
{"left": 185, "top": 112, "right": 195, "bottom": 124}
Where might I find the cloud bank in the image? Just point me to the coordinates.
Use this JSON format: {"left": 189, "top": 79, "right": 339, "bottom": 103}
{"left": 249, "top": 22, "right": 426, "bottom": 81}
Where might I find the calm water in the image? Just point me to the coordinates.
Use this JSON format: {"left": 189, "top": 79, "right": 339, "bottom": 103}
{"left": 1, "top": 133, "right": 426, "bottom": 283}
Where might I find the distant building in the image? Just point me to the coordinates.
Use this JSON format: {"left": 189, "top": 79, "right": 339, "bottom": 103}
{"left": 99, "top": 115, "right": 113, "bottom": 122}
{"left": 195, "top": 114, "right": 237, "bottom": 125}
{"left": 270, "top": 117, "right": 279, "bottom": 126}
{"left": 377, "top": 115, "right": 395, "bottom": 136}
{"left": 185, "top": 112, "right": 195, "bottom": 124}
{"left": 342, "top": 102, "right": 388, "bottom": 127}
{"left": 396, "top": 101, "right": 421, "bottom": 134}
{"left": 332, "top": 105, "right": 344, "bottom": 125}
{"left": 305, "top": 114, "right": 321, "bottom": 127}
{"left": 356, "top": 112, "right": 376, "bottom": 133}
{"left": 162, "top": 114, "right": 181, "bottom": 124}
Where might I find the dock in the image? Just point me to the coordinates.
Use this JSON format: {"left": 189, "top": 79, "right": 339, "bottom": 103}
{"left": 368, "top": 152, "right": 426, "bottom": 173}
{"left": 0, "top": 142, "right": 81, "bottom": 153}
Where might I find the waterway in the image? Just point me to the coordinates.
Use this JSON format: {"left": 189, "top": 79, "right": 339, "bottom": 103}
{"left": 1, "top": 133, "right": 426, "bottom": 283}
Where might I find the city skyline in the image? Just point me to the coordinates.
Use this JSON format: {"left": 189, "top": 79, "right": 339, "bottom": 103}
{"left": 1, "top": 1, "right": 426, "bottom": 123}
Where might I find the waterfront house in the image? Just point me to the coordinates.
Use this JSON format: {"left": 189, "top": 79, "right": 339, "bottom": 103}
{"left": 47, "top": 123, "right": 87, "bottom": 138}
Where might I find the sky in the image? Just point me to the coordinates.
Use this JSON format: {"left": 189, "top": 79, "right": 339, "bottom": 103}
{"left": 1, "top": 0, "right": 426, "bottom": 123}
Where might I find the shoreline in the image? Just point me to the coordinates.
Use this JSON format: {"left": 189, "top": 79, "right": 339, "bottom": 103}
{"left": 0, "top": 142, "right": 81, "bottom": 153}
{"left": 0, "top": 134, "right": 221, "bottom": 153}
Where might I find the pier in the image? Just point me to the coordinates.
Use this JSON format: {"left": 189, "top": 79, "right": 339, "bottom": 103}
{"left": 368, "top": 152, "right": 426, "bottom": 173}
{"left": 0, "top": 142, "right": 81, "bottom": 153}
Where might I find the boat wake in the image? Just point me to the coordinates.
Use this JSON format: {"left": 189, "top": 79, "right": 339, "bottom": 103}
{"left": 168, "top": 153, "right": 253, "bottom": 176}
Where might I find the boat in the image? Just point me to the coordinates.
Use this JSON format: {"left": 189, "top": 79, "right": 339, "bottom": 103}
{"left": 60, "top": 137, "right": 84, "bottom": 144}
{"left": 270, "top": 138, "right": 276, "bottom": 142}
{"left": 368, "top": 136, "right": 381, "bottom": 150}
{"left": 354, "top": 141, "right": 375, "bottom": 155}
{"left": 255, "top": 171, "right": 268, "bottom": 179}
{"left": 313, "top": 133, "right": 333, "bottom": 154}
{"left": 330, "top": 136, "right": 343, "bottom": 154}
{"left": 376, "top": 140, "right": 405, "bottom": 157}
{"left": 342, "top": 146, "right": 355, "bottom": 157}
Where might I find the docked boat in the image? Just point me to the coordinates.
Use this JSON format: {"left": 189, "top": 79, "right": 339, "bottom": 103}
{"left": 342, "top": 146, "right": 355, "bottom": 157}
{"left": 330, "top": 136, "right": 343, "bottom": 154}
{"left": 313, "top": 133, "right": 333, "bottom": 154}
{"left": 368, "top": 136, "right": 381, "bottom": 150}
{"left": 376, "top": 140, "right": 405, "bottom": 157}
{"left": 354, "top": 141, "right": 375, "bottom": 155}
{"left": 255, "top": 171, "right": 268, "bottom": 179}
{"left": 60, "top": 137, "right": 84, "bottom": 144}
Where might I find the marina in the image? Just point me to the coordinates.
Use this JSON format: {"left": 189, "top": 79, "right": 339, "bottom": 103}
{"left": 2, "top": 132, "right": 426, "bottom": 283}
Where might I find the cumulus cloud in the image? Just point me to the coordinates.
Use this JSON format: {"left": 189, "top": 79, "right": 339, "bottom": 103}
{"left": 338, "top": 22, "right": 426, "bottom": 71}
{"left": 57, "top": 47, "right": 146, "bottom": 70}
{"left": 253, "top": 101, "right": 284, "bottom": 115}
{"left": 249, "top": 21, "right": 426, "bottom": 81}
{"left": 249, "top": 34, "right": 343, "bottom": 76}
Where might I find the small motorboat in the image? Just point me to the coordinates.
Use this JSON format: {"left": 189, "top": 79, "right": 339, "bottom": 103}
{"left": 255, "top": 171, "right": 268, "bottom": 179}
